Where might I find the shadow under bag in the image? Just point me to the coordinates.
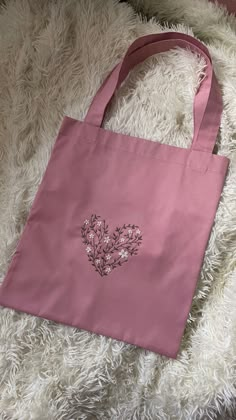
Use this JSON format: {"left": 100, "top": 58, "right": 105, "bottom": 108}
{"left": 0, "top": 32, "right": 229, "bottom": 358}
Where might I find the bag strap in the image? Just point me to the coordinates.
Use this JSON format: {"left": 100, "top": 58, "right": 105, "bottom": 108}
{"left": 84, "top": 32, "right": 222, "bottom": 154}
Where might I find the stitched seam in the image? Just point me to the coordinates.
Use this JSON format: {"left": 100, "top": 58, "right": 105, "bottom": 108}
{"left": 78, "top": 136, "right": 227, "bottom": 174}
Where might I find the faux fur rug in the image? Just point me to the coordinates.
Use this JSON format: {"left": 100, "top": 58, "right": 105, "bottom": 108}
{"left": 0, "top": 0, "right": 236, "bottom": 419}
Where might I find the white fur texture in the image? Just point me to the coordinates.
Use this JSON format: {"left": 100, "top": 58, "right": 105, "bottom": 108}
{"left": 0, "top": 0, "right": 236, "bottom": 419}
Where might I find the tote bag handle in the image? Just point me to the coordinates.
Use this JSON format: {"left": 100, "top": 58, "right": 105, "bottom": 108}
{"left": 84, "top": 32, "right": 222, "bottom": 154}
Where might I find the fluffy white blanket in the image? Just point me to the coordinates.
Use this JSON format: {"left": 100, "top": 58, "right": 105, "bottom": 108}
{"left": 0, "top": 0, "right": 235, "bottom": 419}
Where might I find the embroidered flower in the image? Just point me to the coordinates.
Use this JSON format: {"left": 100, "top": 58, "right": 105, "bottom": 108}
{"left": 128, "top": 229, "right": 133, "bottom": 235}
{"left": 136, "top": 229, "right": 141, "bottom": 235}
{"left": 119, "top": 249, "right": 128, "bottom": 259}
{"left": 104, "top": 236, "right": 110, "bottom": 244}
{"left": 105, "top": 267, "right": 111, "bottom": 274}
{"left": 95, "top": 259, "right": 100, "bottom": 264}
{"left": 86, "top": 246, "right": 92, "bottom": 253}
{"left": 106, "top": 254, "right": 111, "bottom": 260}
{"left": 97, "top": 221, "right": 102, "bottom": 226}
{"left": 89, "top": 233, "right": 94, "bottom": 239}
{"left": 84, "top": 219, "right": 89, "bottom": 225}
{"left": 120, "top": 237, "right": 125, "bottom": 243}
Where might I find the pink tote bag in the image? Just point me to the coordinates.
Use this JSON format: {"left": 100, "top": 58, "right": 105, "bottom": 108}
{"left": 0, "top": 32, "right": 229, "bottom": 358}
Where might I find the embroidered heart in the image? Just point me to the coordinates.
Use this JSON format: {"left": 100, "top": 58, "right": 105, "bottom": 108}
{"left": 81, "top": 214, "right": 142, "bottom": 277}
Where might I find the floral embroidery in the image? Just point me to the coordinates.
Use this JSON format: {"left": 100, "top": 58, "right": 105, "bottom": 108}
{"left": 81, "top": 214, "right": 142, "bottom": 277}
{"left": 119, "top": 249, "right": 128, "bottom": 259}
